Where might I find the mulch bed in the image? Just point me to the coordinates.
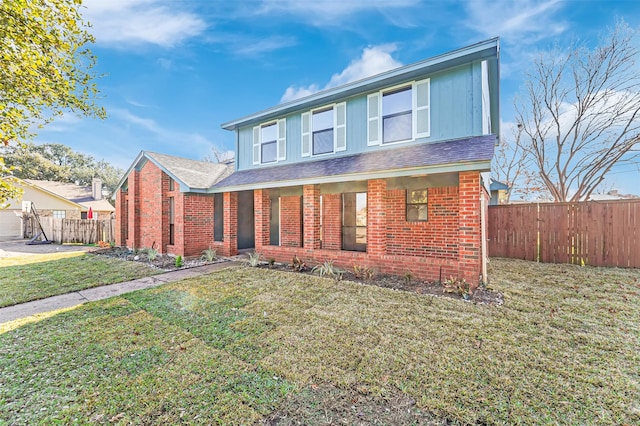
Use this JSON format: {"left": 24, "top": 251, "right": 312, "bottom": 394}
{"left": 92, "top": 247, "right": 503, "bottom": 305}
{"left": 258, "top": 261, "right": 503, "bottom": 306}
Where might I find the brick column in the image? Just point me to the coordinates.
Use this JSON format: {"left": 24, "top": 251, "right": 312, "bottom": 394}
{"left": 367, "top": 179, "right": 387, "bottom": 257}
{"left": 115, "top": 190, "right": 127, "bottom": 247}
{"left": 458, "top": 171, "right": 482, "bottom": 289}
{"left": 303, "top": 184, "right": 321, "bottom": 249}
{"left": 254, "top": 189, "right": 270, "bottom": 250}
{"left": 222, "top": 191, "right": 238, "bottom": 256}
{"left": 281, "top": 195, "right": 302, "bottom": 247}
{"left": 127, "top": 170, "right": 140, "bottom": 249}
{"left": 322, "top": 194, "right": 342, "bottom": 250}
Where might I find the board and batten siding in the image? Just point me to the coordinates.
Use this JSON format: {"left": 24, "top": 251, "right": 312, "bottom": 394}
{"left": 237, "top": 62, "right": 486, "bottom": 171}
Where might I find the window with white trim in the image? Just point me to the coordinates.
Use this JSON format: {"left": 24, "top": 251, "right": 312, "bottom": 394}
{"left": 253, "top": 119, "right": 286, "bottom": 165}
{"left": 367, "top": 78, "right": 430, "bottom": 146}
{"left": 261, "top": 122, "right": 277, "bottom": 163}
{"left": 312, "top": 107, "right": 333, "bottom": 155}
{"left": 383, "top": 85, "right": 412, "bottom": 143}
{"left": 302, "top": 102, "right": 346, "bottom": 157}
{"left": 53, "top": 210, "right": 66, "bottom": 219}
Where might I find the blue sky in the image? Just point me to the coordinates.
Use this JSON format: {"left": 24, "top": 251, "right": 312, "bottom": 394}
{"left": 34, "top": 0, "right": 640, "bottom": 193}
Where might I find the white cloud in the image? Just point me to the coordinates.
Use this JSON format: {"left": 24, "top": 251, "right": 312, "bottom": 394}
{"left": 232, "top": 35, "right": 297, "bottom": 56}
{"left": 463, "top": 0, "right": 567, "bottom": 44}
{"left": 280, "top": 44, "right": 402, "bottom": 103}
{"left": 82, "top": 0, "right": 207, "bottom": 48}
{"left": 258, "top": 0, "right": 419, "bottom": 25}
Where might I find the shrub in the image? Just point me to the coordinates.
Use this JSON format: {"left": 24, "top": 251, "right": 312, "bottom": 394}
{"left": 201, "top": 247, "right": 217, "bottom": 262}
{"left": 443, "top": 276, "right": 470, "bottom": 299}
{"left": 291, "top": 255, "right": 307, "bottom": 272}
{"left": 245, "top": 251, "right": 261, "bottom": 267}
{"left": 147, "top": 247, "right": 158, "bottom": 261}
{"left": 175, "top": 255, "right": 183, "bottom": 268}
{"left": 312, "top": 260, "right": 343, "bottom": 280}
{"left": 353, "top": 265, "right": 375, "bottom": 281}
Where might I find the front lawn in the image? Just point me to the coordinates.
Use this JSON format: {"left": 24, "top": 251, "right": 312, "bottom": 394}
{"left": 1, "top": 259, "right": 639, "bottom": 424}
{"left": 0, "top": 252, "right": 160, "bottom": 307}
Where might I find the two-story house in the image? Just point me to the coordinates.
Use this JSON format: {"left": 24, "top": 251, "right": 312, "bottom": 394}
{"left": 114, "top": 38, "right": 499, "bottom": 288}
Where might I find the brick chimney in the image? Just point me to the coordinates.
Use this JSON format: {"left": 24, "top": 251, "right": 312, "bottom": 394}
{"left": 92, "top": 178, "right": 103, "bottom": 200}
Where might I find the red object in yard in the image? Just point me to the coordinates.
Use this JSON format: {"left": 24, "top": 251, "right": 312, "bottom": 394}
{"left": 87, "top": 207, "right": 93, "bottom": 219}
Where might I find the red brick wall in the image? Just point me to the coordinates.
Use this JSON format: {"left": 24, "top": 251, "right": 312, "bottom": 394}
{"left": 125, "top": 170, "right": 140, "bottom": 249}
{"left": 215, "top": 191, "right": 238, "bottom": 257}
{"left": 136, "top": 162, "right": 164, "bottom": 251}
{"left": 254, "top": 189, "right": 270, "bottom": 250}
{"left": 385, "top": 187, "right": 459, "bottom": 259}
{"left": 367, "top": 179, "right": 387, "bottom": 257}
{"left": 303, "top": 185, "right": 321, "bottom": 249}
{"left": 179, "top": 193, "right": 214, "bottom": 257}
{"left": 280, "top": 195, "right": 302, "bottom": 247}
{"left": 321, "top": 194, "right": 341, "bottom": 250}
{"left": 457, "top": 171, "right": 482, "bottom": 286}
{"left": 115, "top": 190, "right": 128, "bottom": 247}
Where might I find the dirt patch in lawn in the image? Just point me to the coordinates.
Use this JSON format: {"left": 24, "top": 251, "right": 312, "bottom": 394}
{"left": 261, "top": 383, "right": 445, "bottom": 426}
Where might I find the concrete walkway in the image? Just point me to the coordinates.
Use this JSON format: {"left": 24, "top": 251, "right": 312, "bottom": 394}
{"left": 0, "top": 261, "right": 240, "bottom": 324}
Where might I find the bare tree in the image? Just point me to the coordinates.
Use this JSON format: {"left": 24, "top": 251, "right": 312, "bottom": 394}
{"left": 492, "top": 124, "right": 542, "bottom": 202}
{"left": 203, "top": 145, "right": 234, "bottom": 164}
{"left": 515, "top": 21, "right": 640, "bottom": 202}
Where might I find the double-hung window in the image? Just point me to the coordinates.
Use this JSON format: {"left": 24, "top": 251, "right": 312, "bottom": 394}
{"left": 367, "top": 78, "right": 430, "bottom": 146}
{"left": 382, "top": 86, "right": 412, "bottom": 143}
{"left": 406, "top": 189, "right": 428, "bottom": 221}
{"left": 261, "top": 122, "right": 277, "bottom": 163}
{"left": 253, "top": 119, "right": 286, "bottom": 165}
{"left": 301, "top": 102, "right": 346, "bottom": 157}
{"left": 312, "top": 107, "right": 334, "bottom": 155}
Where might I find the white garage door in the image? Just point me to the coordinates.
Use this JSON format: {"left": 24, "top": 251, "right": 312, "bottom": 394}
{"left": 0, "top": 210, "right": 22, "bottom": 240}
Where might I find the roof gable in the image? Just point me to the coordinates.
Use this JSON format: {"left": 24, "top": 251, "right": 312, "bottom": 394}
{"left": 112, "top": 151, "right": 234, "bottom": 197}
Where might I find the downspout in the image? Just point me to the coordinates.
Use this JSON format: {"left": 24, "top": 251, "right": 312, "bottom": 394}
{"left": 480, "top": 191, "right": 488, "bottom": 285}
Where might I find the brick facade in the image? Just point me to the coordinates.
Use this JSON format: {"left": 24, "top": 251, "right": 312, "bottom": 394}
{"left": 116, "top": 161, "right": 486, "bottom": 287}
{"left": 117, "top": 160, "right": 219, "bottom": 257}
{"left": 226, "top": 172, "right": 486, "bottom": 288}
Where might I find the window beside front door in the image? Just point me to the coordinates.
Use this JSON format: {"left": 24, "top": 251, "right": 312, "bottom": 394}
{"left": 342, "top": 192, "right": 367, "bottom": 252}
{"left": 169, "top": 196, "right": 175, "bottom": 245}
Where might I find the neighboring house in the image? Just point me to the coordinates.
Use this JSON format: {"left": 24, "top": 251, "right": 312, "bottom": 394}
{"left": 490, "top": 179, "right": 510, "bottom": 205}
{"left": 0, "top": 177, "right": 114, "bottom": 240}
{"left": 115, "top": 38, "right": 500, "bottom": 286}
{"left": 589, "top": 190, "right": 639, "bottom": 201}
{"left": 113, "top": 151, "right": 233, "bottom": 256}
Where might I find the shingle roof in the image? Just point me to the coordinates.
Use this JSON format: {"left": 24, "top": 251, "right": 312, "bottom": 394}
{"left": 25, "top": 180, "right": 115, "bottom": 212}
{"left": 214, "top": 135, "right": 496, "bottom": 190}
{"left": 143, "top": 151, "right": 234, "bottom": 190}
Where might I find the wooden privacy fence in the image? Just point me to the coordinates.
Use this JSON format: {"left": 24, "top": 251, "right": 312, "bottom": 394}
{"left": 488, "top": 200, "right": 640, "bottom": 268}
{"left": 25, "top": 216, "right": 116, "bottom": 244}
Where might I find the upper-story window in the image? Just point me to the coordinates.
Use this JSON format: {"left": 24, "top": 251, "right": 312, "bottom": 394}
{"left": 313, "top": 107, "right": 334, "bottom": 155}
{"left": 367, "top": 78, "right": 430, "bottom": 146}
{"left": 253, "top": 119, "right": 286, "bottom": 165}
{"left": 261, "top": 122, "right": 277, "bottom": 163}
{"left": 382, "top": 86, "right": 412, "bottom": 143}
{"left": 301, "top": 102, "right": 346, "bottom": 157}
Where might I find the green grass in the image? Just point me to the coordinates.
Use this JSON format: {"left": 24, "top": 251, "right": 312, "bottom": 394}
{"left": 0, "top": 253, "right": 160, "bottom": 307}
{"left": 1, "top": 259, "right": 639, "bottom": 424}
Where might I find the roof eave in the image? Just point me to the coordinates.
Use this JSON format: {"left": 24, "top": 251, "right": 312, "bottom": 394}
{"left": 208, "top": 160, "right": 492, "bottom": 193}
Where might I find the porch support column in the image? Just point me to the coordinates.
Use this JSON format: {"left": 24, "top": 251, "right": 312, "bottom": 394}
{"left": 127, "top": 170, "right": 140, "bottom": 249}
{"left": 458, "top": 171, "right": 482, "bottom": 290}
{"left": 115, "top": 189, "right": 127, "bottom": 247}
{"left": 367, "top": 179, "right": 387, "bottom": 257}
{"left": 303, "top": 184, "right": 321, "bottom": 250}
{"left": 254, "top": 189, "right": 270, "bottom": 251}
{"left": 222, "top": 191, "right": 238, "bottom": 256}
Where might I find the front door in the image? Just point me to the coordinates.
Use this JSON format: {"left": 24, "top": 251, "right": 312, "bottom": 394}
{"left": 237, "top": 190, "right": 255, "bottom": 250}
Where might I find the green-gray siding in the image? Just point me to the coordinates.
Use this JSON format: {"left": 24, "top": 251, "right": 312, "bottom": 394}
{"left": 238, "top": 62, "right": 487, "bottom": 171}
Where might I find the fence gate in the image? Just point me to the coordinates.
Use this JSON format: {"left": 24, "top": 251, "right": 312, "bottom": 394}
{"left": 488, "top": 200, "right": 640, "bottom": 268}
